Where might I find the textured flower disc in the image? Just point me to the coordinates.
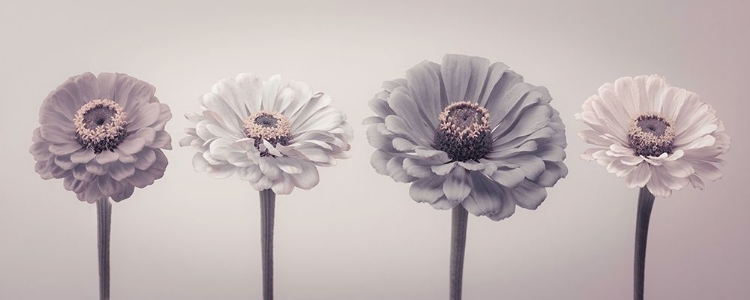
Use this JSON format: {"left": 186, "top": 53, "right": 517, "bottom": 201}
{"left": 364, "top": 54, "right": 568, "bottom": 221}
{"left": 243, "top": 110, "right": 292, "bottom": 156}
{"left": 30, "top": 72, "right": 173, "bottom": 203}
{"left": 576, "top": 75, "right": 730, "bottom": 197}
{"left": 181, "top": 74, "right": 353, "bottom": 195}
{"left": 74, "top": 99, "right": 129, "bottom": 154}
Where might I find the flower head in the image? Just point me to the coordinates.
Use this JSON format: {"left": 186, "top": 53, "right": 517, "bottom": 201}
{"left": 576, "top": 75, "right": 730, "bottom": 197}
{"left": 30, "top": 72, "right": 172, "bottom": 203}
{"left": 364, "top": 54, "right": 568, "bottom": 221}
{"left": 181, "top": 74, "right": 353, "bottom": 194}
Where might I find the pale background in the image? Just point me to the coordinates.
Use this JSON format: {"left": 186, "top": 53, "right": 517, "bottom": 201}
{"left": 1, "top": 0, "right": 748, "bottom": 299}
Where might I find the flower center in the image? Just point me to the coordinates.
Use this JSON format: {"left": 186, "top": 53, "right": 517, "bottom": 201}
{"left": 243, "top": 110, "right": 291, "bottom": 157}
{"left": 627, "top": 113, "right": 676, "bottom": 157}
{"left": 74, "top": 99, "right": 128, "bottom": 154}
{"left": 434, "top": 101, "right": 492, "bottom": 162}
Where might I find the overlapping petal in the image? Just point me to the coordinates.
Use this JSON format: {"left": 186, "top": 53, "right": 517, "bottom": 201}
{"left": 30, "top": 73, "right": 172, "bottom": 203}
{"left": 576, "top": 75, "right": 730, "bottom": 197}
{"left": 182, "top": 74, "right": 352, "bottom": 194}
{"left": 365, "top": 54, "right": 567, "bottom": 221}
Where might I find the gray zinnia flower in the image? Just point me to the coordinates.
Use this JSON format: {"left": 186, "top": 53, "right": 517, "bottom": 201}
{"left": 30, "top": 72, "right": 172, "bottom": 203}
{"left": 365, "top": 54, "right": 567, "bottom": 221}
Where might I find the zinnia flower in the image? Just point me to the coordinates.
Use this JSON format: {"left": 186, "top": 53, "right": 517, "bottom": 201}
{"left": 180, "top": 73, "right": 353, "bottom": 194}
{"left": 30, "top": 72, "right": 172, "bottom": 202}
{"left": 576, "top": 74, "right": 730, "bottom": 197}
{"left": 181, "top": 73, "right": 352, "bottom": 300}
{"left": 576, "top": 74, "right": 730, "bottom": 300}
{"left": 364, "top": 54, "right": 567, "bottom": 300}
{"left": 364, "top": 54, "right": 568, "bottom": 220}
{"left": 29, "top": 72, "right": 172, "bottom": 300}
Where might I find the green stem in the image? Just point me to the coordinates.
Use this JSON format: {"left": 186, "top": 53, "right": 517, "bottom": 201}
{"left": 634, "top": 187, "right": 655, "bottom": 300}
{"left": 97, "top": 197, "right": 112, "bottom": 300}
{"left": 450, "top": 205, "right": 469, "bottom": 300}
{"left": 259, "top": 189, "right": 276, "bottom": 300}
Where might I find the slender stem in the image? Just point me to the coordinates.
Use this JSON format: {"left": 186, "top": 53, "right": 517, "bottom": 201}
{"left": 259, "top": 189, "right": 276, "bottom": 300}
{"left": 450, "top": 205, "right": 469, "bottom": 300}
{"left": 634, "top": 187, "right": 656, "bottom": 300}
{"left": 97, "top": 197, "right": 112, "bottom": 300}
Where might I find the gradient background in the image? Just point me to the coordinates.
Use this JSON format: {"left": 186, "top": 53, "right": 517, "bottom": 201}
{"left": 1, "top": 0, "right": 748, "bottom": 299}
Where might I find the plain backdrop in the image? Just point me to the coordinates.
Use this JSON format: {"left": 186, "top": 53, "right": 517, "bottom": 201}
{"left": 1, "top": 0, "right": 748, "bottom": 299}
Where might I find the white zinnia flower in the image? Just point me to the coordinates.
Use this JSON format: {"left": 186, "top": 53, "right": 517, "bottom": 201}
{"left": 576, "top": 75, "right": 730, "bottom": 197}
{"left": 181, "top": 74, "right": 353, "bottom": 194}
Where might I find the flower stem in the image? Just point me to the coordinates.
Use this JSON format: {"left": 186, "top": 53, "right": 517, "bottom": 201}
{"left": 259, "top": 189, "right": 276, "bottom": 300}
{"left": 450, "top": 205, "right": 469, "bottom": 300}
{"left": 634, "top": 187, "right": 655, "bottom": 300}
{"left": 97, "top": 197, "right": 112, "bottom": 300}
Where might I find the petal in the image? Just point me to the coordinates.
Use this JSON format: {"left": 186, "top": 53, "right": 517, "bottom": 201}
{"left": 211, "top": 77, "right": 248, "bottom": 119}
{"left": 290, "top": 161, "right": 319, "bottom": 189}
{"left": 431, "top": 162, "right": 456, "bottom": 176}
{"left": 73, "top": 164, "right": 96, "bottom": 181}
{"left": 109, "top": 162, "right": 135, "bottom": 181}
{"left": 443, "top": 166, "right": 471, "bottom": 203}
{"left": 487, "top": 188, "right": 516, "bottom": 221}
{"left": 128, "top": 102, "right": 161, "bottom": 131}
{"left": 85, "top": 161, "right": 107, "bottom": 176}
{"left": 70, "top": 149, "right": 97, "bottom": 164}
{"left": 134, "top": 149, "right": 157, "bottom": 170}
{"left": 624, "top": 162, "right": 651, "bottom": 188}
{"left": 440, "top": 54, "right": 490, "bottom": 103}
{"left": 403, "top": 158, "right": 435, "bottom": 178}
{"left": 235, "top": 73, "right": 264, "bottom": 113}
{"left": 490, "top": 168, "right": 526, "bottom": 188}
{"left": 387, "top": 90, "right": 434, "bottom": 143}
{"left": 405, "top": 60, "right": 444, "bottom": 129}
{"left": 117, "top": 138, "right": 146, "bottom": 155}
{"left": 512, "top": 181, "right": 547, "bottom": 210}
{"left": 95, "top": 150, "right": 119, "bottom": 164}
{"left": 261, "top": 75, "right": 281, "bottom": 111}
{"left": 193, "top": 152, "right": 209, "bottom": 172}
{"left": 370, "top": 150, "right": 391, "bottom": 175}
{"left": 409, "top": 175, "right": 446, "bottom": 203}
{"left": 40, "top": 125, "right": 74, "bottom": 144}
{"left": 462, "top": 173, "right": 503, "bottom": 216}
{"left": 206, "top": 164, "right": 236, "bottom": 178}
{"left": 477, "top": 62, "right": 510, "bottom": 107}
{"left": 259, "top": 157, "right": 282, "bottom": 180}
{"left": 49, "top": 143, "right": 83, "bottom": 156}
{"left": 98, "top": 175, "right": 119, "bottom": 197}
{"left": 152, "top": 131, "right": 172, "bottom": 149}
{"left": 271, "top": 173, "right": 295, "bottom": 195}
{"left": 386, "top": 157, "right": 414, "bottom": 183}
{"left": 430, "top": 196, "right": 461, "bottom": 210}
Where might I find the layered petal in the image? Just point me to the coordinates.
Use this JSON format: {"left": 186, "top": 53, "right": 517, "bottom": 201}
{"left": 30, "top": 72, "right": 171, "bottom": 203}
{"left": 578, "top": 75, "right": 729, "bottom": 197}
{"left": 365, "top": 54, "right": 566, "bottom": 220}
{"left": 183, "top": 74, "right": 351, "bottom": 194}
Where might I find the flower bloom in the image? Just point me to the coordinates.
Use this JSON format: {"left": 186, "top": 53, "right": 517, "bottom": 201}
{"left": 576, "top": 75, "right": 730, "bottom": 197}
{"left": 181, "top": 74, "right": 353, "bottom": 194}
{"left": 30, "top": 73, "right": 172, "bottom": 202}
{"left": 364, "top": 54, "right": 567, "bottom": 221}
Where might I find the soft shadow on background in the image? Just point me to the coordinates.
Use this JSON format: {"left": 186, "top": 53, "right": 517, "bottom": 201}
{"left": 1, "top": 0, "right": 748, "bottom": 299}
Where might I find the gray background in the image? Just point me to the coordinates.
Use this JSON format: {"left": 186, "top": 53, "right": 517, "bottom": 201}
{"left": 1, "top": 0, "right": 748, "bottom": 299}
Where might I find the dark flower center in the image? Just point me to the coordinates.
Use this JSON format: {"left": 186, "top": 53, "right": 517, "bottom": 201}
{"left": 73, "top": 99, "right": 128, "bottom": 154}
{"left": 628, "top": 113, "right": 676, "bottom": 157}
{"left": 243, "top": 110, "right": 291, "bottom": 157}
{"left": 255, "top": 114, "right": 279, "bottom": 128}
{"left": 434, "top": 101, "right": 492, "bottom": 162}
